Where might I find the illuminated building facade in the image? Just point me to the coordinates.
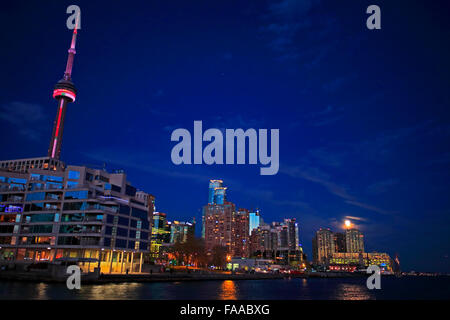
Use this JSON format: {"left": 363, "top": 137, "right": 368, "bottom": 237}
{"left": 0, "top": 157, "right": 64, "bottom": 173}
{"left": 170, "top": 219, "right": 195, "bottom": 244}
{"left": 249, "top": 219, "right": 304, "bottom": 267}
{"left": 204, "top": 180, "right": 247, "bottom": 257}
{"left": 150, "top": 212, "right": 170, "bottom": 256}
{"left": 232, "top": 208, "right": 249, "bottom": 257}
{"left": 312, "top": 228, "right": 335, "bottom": 264}
{"left": 208, "top": 179, "right": 223, "bottom": 204}
{"left": 0, "top": 17, "right": 157, "bottom": 274}
{"left": 202, "top": 201, "right": 236, "bottom": 254}
{"left": 345, "top": 228, "right": 365, "bottom": 253}
{"left": 249, "top": 209, "right": 260, "bottom": 234}
{"left": 328, "top": 252, "right": 393, "bottom": 272}
{"left": 0, "top": 163, "right": 154, "bottom": 273}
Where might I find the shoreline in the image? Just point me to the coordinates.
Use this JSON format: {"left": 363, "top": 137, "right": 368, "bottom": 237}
{"left": 0, "top": 270, "right": 394, "bottom": 284}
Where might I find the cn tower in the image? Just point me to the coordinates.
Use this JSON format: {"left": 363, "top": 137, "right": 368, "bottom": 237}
{"left": 48, "top": 20, "right": 79, "bottom": 159}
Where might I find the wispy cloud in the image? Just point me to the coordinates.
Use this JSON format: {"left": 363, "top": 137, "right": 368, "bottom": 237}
{"left": 281, "top": 164, "right": 394, "bottom": 215}
{"left": 0, "top": 101, "right": 47, "bottom": 140}
{"left": 344, "top": 200, "right": 393, "bottom": 215}
{"left": 345, "top": 215, "right": 368, "bottom": 222}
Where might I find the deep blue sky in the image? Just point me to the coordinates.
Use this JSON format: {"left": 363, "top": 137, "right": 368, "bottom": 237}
{"left": 1, "top": 0, "right": 449, "bottom": 272}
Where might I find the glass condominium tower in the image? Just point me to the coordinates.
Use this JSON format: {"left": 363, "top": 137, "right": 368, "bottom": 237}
{"left": 0, "top": 159, "right": 154, "bottom": 274}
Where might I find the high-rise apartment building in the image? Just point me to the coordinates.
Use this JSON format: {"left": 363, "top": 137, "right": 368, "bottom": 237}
{"left": 333, "top": 232, "right": 346, "bottom": 253}
{"left": 202, "top": 201, "right": 236, "bottom": 254}
{"left": 233, "top": 208, "right": 249, "bottom": 257}
{"left": 312, "top": 228, "right": 335, "bottom": 264}
{"left": 202, "top": 180, "right": 250, "bottom": 257}
{"left": 345, "top": 228, "right": 364, "bottom": 253}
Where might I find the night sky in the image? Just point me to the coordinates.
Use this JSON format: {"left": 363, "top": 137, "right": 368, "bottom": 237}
{"left": 1, "top": 0, "right": 449, "bottom": 272}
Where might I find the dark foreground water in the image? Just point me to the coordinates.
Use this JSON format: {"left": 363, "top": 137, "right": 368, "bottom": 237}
{"left": 0, "top": 276, "right": 449, "bottom": 300}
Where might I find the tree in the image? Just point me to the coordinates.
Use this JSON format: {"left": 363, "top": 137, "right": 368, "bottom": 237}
{"left": 211, "top": 245, "right": 227, "bottom": 268}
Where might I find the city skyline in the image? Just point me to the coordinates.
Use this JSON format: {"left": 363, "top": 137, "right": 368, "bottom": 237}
{"left": 1, "top": 1, "right": 450, "bottom": 273}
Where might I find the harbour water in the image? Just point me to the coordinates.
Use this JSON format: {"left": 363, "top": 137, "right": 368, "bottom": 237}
{"left": 0, "top": 276, "right": 449, "bottom": 300}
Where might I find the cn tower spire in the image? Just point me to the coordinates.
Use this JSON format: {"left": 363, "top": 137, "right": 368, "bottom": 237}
{"left": 48, "top": 19, "right": 79, "bottom": 159}
{"left": 64, "top": 16, "right": 78, "bottom": 81}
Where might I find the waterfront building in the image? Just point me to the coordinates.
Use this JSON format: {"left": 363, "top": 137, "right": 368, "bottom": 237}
{"left": 345, "top": 228, "right": 365, "bottom": 253}
{"left": 150, "top": 212, "right": 171, "bottom": 257}
{"left": 169, "top": 219, "right": 195, "bottom": 244}
{"left": 213, "top": 187, "right": 227, "bottom": 205}
{"left": 312, "top": 228, "right": 335, "bottom": 264}
{"left": 0, "top": 157, "right": 64, "bottom": 173}
{"left": 328, "top": 252, "right": 392, "bottom": 272}
{"left": 249, "top": 220, "right": 303, "bottom": 267}
{"left": 0, "top": 162, "right": 154, "bottom": 273}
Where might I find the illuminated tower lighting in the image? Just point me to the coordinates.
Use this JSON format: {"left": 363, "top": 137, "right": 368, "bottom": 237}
{"left": 48, "top": 17, "right": 79, "bottom": 159}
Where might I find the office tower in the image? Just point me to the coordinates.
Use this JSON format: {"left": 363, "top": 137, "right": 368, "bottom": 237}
{"left": 333, "top": 232, "right": 346, "bottom": 253}
{"left": 312, "top": 228, "right": 335, "bottom": 264}
{"left": 249, "top": 209, "right": 260, "bottom": 234}
{"left": 0, "top": 163, "right": 154, "bottom": 273}
{"left": 170, "top": 219, "right": 195, "bottom": 244}
{"left": 48, "top": 21, "right": 80, "bottom": 159}
{"left": 152, "top": 212, "right": 171, "bottom": 243}
{"left": 345, "top": 228, "right": 365, "bottom": 253}
{"left": 208, "top": 180, "right": 223, "bottom": 204}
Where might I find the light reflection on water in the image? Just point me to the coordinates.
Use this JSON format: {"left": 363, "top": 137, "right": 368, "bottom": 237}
{"left": 333, "top": 283, "right": 373, "bottom": 300}
{"left": 0, "top": 277, "right": 448, "bottom": 300}
{"left": 219, "top": 280, "right": 237, "bottom": 300}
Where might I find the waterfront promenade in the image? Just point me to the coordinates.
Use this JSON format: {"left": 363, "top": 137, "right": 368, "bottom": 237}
{"left": 0, "top": 268, "right": 370, "bottom": 284}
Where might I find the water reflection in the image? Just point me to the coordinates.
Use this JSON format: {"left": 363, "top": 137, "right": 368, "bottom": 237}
{"left": 1, "top": 277, "right": 443, "bottom": 300}
{"left": 84, "top": 283, "right": 141, "bottom": 300}
{"left": 219, "top": 280, "right": 237, "bottom": 300}
{"left": 35, "top": 283, "right": 48, "bottom": 300}
{"left": 334, "top": 283, "right": 373, "bottom": 300}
